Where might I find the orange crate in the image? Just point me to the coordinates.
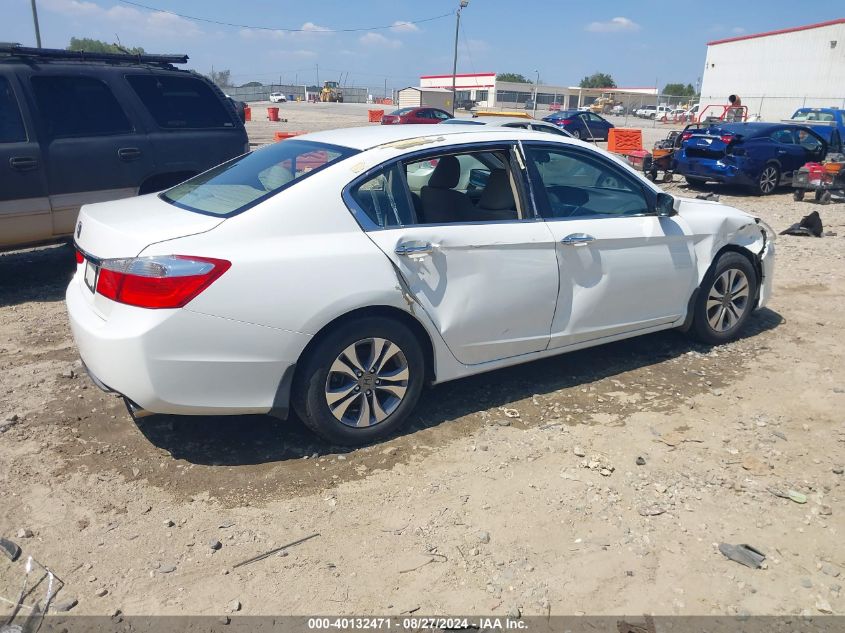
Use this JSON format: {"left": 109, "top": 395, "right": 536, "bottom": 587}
{"left": 368, "top": 109, "right": 384, "bottom": 123}
{"left": 607, "top": 128, "right": 643, "bottom": 153}
{"left": 824, "top": 162, "right": 843, "bottom": 173}
{"left": 274, "top": 131, "right": 305, "bottom": 142}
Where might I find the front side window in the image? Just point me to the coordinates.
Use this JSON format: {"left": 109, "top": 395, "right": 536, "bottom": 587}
{"left": 31, "top": 76, "right": 131, "bottom": 138}
{"left": 126, "top": 75, "right": 233, "bottom": 129}
{"left": 0, "top": 76, "right": 26, "bottom": 143}
{"left": 526, "top": 146, "right": 650, "bottom": 218}
{"left": 163, "top": 139, "right": 357, "bottom": 216}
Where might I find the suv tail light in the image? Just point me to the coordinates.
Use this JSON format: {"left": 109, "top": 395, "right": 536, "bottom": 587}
{"left": 95, "top": 255, "right": 231, "bottom": 309}
{"left": 720, "top": 134, "right": 734, "bottom": 144}
{"left": 75, "top": 249, "right": 84, "bottom": 264}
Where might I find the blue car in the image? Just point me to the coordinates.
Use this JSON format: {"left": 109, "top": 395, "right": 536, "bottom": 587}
{"left": 674, "top": 122, "right": 828, "bottom": 195}
{"left": 788, "top": 108, "right": 845, "bottom": 149}
{"left": 542, "top": 110, "right": 614, "bottom": 141}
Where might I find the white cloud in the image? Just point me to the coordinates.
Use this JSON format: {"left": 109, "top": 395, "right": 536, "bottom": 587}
{"left": 239, "top": 28, "right": 285, "bottom": 40}
{"left": 585, "top": 17, "right": 640, "bottom": 33}
{"left": 359, "top": 32, "right": 401, "bottom": 49}
{"left": 731, "top": 26, "right": 746, "bottom": 34}
{"left": 42, "top": 0, "right": 201, "bottom": 38}
{"left": 290, "top": 49, "right": 317, "bottom": 58}
{"left": 300, "top": 22, "right": 330, "bottom": 34}
{"left": 391, "top": 21, "right": 419, "bottom": 33}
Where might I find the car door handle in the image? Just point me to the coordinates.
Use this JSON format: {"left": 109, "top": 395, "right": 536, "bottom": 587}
{"left": 395, "top": 241, "right": 434, "bottom": 256}
{"left": 561, "top": 233, "right": 595, "bottom": 246}
{"left": 777, "top": 150, "right": 787, "bottom": 154}
{"left": 118, "top": 147, "right": 142, "bottom": 161}
{"left": 9, "top": 156, "right": 38, "bottom": 171}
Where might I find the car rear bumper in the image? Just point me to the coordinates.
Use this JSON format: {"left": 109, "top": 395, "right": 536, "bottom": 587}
{"left": 66, "top": 274, "right": 310, "bottom": 417}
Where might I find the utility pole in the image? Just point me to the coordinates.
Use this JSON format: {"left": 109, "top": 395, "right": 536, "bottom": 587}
{"left": 532, "top": 70, "right": 539, "bottom": 118}
{"left": 450, "top": 1, "right": 469, "bottom": 115}
{"left": 31, "top": 0, "right": 42, "bottom": 48}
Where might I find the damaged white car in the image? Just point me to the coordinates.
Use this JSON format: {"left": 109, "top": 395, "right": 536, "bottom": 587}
{"left": 66, "top": 126, "right": 775, "bottom": 445}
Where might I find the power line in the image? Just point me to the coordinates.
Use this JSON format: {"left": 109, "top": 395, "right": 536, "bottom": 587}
{"left": 117, "top": 0, "right": 452, "bottom": 33}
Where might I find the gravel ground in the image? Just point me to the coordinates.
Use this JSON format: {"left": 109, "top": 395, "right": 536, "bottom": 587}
{"left": 1, "top": 105, "right": 843, "bottom": 619}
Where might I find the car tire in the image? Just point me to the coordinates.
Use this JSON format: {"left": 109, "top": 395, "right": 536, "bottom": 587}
{"left": 571, "top": 129, "right": 581, "bottom": 139}
{"left": 793, "top": 189, "right": 805, "bottom": 202}
{"left": 754, "top": 163, "right": 780, "bottom": 195}
{"left": 685, "top": 176, "right": 707, "bottom": 189}
{"left": 293, "top": 317, "right": 425, "bottom": 446}
{"left": 819, "top": 190, "right": 832, "bottom": 205}
{"left": 689, "top": 252, "right": 758, "bottom": 345}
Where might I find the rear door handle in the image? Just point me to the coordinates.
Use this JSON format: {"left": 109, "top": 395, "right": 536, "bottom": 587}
{"left": 561, "top": 233, "right": 595, "bottom": 246}
{"left": 395, "top": 241, "right": 434, "bottom": 256}
{"left": 118, "top": 147, "right": 142, "bottom": 161}
{"left": 9, "top": 156, "right": 38, "bottom": 171}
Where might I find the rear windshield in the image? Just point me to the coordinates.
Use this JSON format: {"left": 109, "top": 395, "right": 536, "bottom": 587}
{"left": 391, "top": 108, "right": 414, "bottom": 115}
{"left": 792, "top": 110, "right": 835, "bottom": 122}
{"left": 126, "top": 74, "right": 233, "bottom": 129}
{"left": 162, "top": 139, "right": 358, "bottom": 216}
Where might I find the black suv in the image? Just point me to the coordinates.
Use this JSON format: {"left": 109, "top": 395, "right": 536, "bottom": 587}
{"left": 0, "top": 44, "right": 248, "bottom": 250}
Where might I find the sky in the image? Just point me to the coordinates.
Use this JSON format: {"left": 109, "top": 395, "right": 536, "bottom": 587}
{"left": 4, "top": 0, "right": 843, "bottom": 92}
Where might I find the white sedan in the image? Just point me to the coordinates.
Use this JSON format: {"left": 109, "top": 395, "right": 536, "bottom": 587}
{"left": 67, "top": 126, "right": 775, "bottom": 445}
{"left": 269, "top": 92, "right": 287, "bottom": 103}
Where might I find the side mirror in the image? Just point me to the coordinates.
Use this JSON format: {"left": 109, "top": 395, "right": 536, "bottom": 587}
{"left": 656, "top": 192, "right": 677, "bottom": 217}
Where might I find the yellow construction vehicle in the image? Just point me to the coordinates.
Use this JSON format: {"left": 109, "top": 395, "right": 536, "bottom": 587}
{"left": 320, "top": 81, "right": 344, "bottom": 103}
{"left": 589, "top": 94, "right": 620, "bottom": 114}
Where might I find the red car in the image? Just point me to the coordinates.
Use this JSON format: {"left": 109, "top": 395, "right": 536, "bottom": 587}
{"left": 381, "top": 107, "right": 453, "bottom": 125}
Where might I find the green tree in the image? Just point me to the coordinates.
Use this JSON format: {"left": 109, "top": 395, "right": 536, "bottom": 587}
{"left": 496, "top": 72, "right": 529, "bottom": 83}
{"left": 663, "top": 82, "right": 696, "bottom": 97}
{"left": 579, "top": 72, "right": 616, "bottom": 89}
{"left": 67, "top": 37, "right": 144, "bottom": 55}
{"left": 207, "top": 69, "right": 232, "bottom": 89}
{"left": 240, "top": 81, "right": 263, "bottom": 88}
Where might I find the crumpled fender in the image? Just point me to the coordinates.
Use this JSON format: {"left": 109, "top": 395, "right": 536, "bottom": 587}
{"left": 675, "top": 196, "right": 774, "bottom": 286}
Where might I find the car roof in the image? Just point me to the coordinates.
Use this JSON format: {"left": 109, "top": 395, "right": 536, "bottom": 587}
{"left": 299, "top": 124, "right": 565, "bottom": 151}
{"left": 445, "top": 116, "right": 545, "bottom": 126}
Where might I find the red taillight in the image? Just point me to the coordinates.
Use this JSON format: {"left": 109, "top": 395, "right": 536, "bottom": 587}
{"left": 75, "top": 249, "right": 84, "bottom": 264}
{"left": 681, "top": 132, "right": 693, "bottom": 142}
{"left": 720, "top": 134, "right": 734, "bottom": 144}
{"left": 561, "top": 119, "right": 573, "bottom": 125}
{"left": 95, "top": 255, "right": 231, "bottom": 309}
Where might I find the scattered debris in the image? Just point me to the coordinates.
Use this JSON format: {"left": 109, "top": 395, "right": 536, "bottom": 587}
{"left": 477, "top": 530, "right": 491, "bottom": 544}
{"left": 815, "top": 597, "right": 834, "bottom": 614}
{"left": 95, "top": 587, "right": 108, "bottom": 597}
{"left": 718, "top": 543, "right": 766, "bottom": 569}
{"left": 573, "top": 446, "right": 586, "bottom": 457}
{"left": 158, "top": 564, "right": 176, "bottom": 574}
{"left": 53, "top": 598, "right": 78, "bottom": 612}
{"left": 226, "top": 599, "right": 241, "bottom": 614}
{"left": 209, "top": 540, "right": 222, "bottom": 551}
{"left": 637, "top": 505, "right": 667, "bottom": 517}
{"left": 219, "top": 520, "right": 236, "bottom": 529}
{"left": 163, "top": 520, "right": 175, "bottom": 527}
{"left": 695, "top": 192, "right": 720, "bottom": 202}
{"left": 232, "top": 532, "right": 320, "bottom": 569}
{"left": 616, "top": 615, "right": 656, "bottom": 633}
{"left": 822, "top": 563, "right": 841, "bottom": 578}
{"left": 15, "top": 529, "right": 32, "bottom": 539}
{"left": 767, "top": 488, "right": 807, "bottom": 504}
{"left": 741, "top": 455, "right": 770, "bottom": 476}
{"left": 0, "top": 537, "right": 21, "bottom": 562}
{"left": 501, "top": 408, "right": 520, "bottom": 418}
{"left": 635, "top": 456, "right": 646, "bottom": 466}
{"left": 780, "top": 211, "right": 823, "bottom": 238}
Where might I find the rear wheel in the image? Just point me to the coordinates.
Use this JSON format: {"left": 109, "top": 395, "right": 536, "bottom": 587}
{"left": 293, "top": 317, "right": 425, "bottom": 446}
{"left": 690, "top": 252, "right": 758, "bottom": 345}
{"left": 793, "top": 189, "right": 805, "bottom": 202}
{"left": 571, "top": 129, "right": 581, "bottom": 139}
{"left": 819, "top": 190, "right": 832, "bottom": 205}
{"left": 754, "top": 164, "right": 780, "bottom": 195}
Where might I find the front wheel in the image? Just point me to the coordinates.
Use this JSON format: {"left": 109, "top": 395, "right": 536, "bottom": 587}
{"left": 689, "top": 252, "right": 758, "bottom": 345}
{"left": 293, "top": 317, "right": 425, "bottom": 446}
{"left": 754, "top": 164, "right": 780, "bottom": 195}
{"left": 571, "top": 129, "right": 581, "bottom": 139}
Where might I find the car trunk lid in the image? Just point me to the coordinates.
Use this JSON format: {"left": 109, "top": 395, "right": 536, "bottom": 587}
{"left": 75, "top": 193, "right": 225, "bottom": 260}
{"left": 73, "top": 193, "right": 226, "bottom": 319}
{"left": 683, "top": 131, "right": 738, "bottom": 159}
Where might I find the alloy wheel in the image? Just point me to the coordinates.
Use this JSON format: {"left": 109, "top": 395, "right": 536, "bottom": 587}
{"left": 324, "top": 338, "right": 409, "bottom": 428}
{"left": 706, "top": 268, "right": 750, "bottom": 332}
{"left": 759, "top": 166, "right": 778, "bottom": 194}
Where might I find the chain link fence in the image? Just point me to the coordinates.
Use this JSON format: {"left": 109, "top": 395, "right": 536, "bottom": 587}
{"left": 225, "top": 84, "right": 370, "bottom": 104}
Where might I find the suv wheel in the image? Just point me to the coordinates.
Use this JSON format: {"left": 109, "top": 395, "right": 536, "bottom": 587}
{"left": 293, "top": 317, "right": 425, "bottom": 446}
{"left": 690, "top": 252, "right": 758, "bottom": 345}
{"left": 754, "top": 164, "right": 780, "bottom": 195}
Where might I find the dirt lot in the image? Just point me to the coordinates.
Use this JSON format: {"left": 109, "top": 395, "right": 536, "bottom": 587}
{"left": 1, "top": 105, "right": 844, "bottom": 619}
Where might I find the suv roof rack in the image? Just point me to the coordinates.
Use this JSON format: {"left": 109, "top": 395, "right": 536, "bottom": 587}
{"left": 0, "top": 43, "right": 188, "bottom": 65}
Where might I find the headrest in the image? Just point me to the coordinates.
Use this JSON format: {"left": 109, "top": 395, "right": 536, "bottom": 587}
{"left": 427, "top": 155, "right": 461, "bottom": 189}
{"left": 478, "top": 169, "right": 515, "bottom": 211}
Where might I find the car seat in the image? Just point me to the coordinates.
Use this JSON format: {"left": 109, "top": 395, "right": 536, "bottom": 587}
{"left": 473, "top": 169, "right": 518, "bottom": 221}
{"left": 420, "top": 155, "right": 476, "bottom": 223}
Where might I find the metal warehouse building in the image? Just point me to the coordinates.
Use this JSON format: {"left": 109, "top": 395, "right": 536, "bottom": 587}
{"left": 699, "top": 18, "right": 845, "bottom": 121}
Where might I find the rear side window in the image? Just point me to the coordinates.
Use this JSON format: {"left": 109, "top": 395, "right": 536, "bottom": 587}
{"left": 0, "top": 77, "right": 26, "bottom": 143}
{"left": 163, "top": 139, "right": 357, "bottom": 216}
{"left": 127, "top": 75, "right": 233, "bottom": 129}
{"left": 31, "top": 76, "right": 132, "bottom": 138}
{"left": 350, "top": 164, "right": 415, "bottom": 228}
